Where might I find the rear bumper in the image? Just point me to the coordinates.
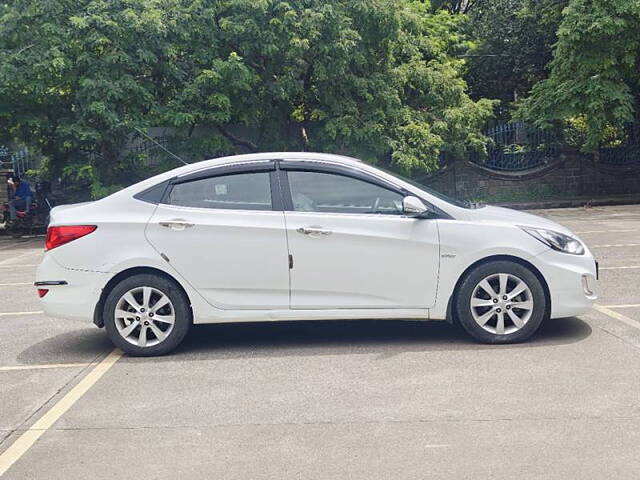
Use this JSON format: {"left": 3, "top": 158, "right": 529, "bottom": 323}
{"left": 532, "top": 249, "right": 598, "bottom": 318}
{"left": 35, "top": 254, "right": 109, "bottom": 321}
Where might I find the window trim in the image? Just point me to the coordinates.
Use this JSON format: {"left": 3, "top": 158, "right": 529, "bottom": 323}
{"left": 137, "top": 158, "right": 450, "bottom": 218}
{"left": 160, "top": 161, "right": 284, "bottom": 212}
{"left": 172, "top": 161, "right": 275, "bottom": 185}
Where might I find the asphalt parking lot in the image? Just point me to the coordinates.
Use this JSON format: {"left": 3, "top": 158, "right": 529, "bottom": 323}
{"left": 1, "top": 204, "right": 640, "bottom": 479}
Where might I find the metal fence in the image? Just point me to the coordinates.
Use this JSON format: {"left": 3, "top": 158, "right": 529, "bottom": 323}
{"left": 598, "top": 143, "right": 640, "bottom": 165}
{"left": 0, "top": 146, "right": 41, "bottom": 176}
{"left": 470, "top": 122, "right": 558, "bottom": 172}
{"left": 468, "top": 122, "right": 640, "bottom": 171}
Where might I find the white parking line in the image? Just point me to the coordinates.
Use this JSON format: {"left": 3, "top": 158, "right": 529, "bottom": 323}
{"left": 0, "top": 282, "right": 32, "bottom": 286}
{"left": 545, "top": 214, "right": 640, "bottom": 221}
{"left": 0, "top": 311, "right": 43, "bottom": 317}
{"left": 0, "top": 242, "right": 41, "bottom": 252}
{"left": 0, "top": 349, "right": 122, "bottom": 477}
{"left": 575, "top": 229, "right": 639, "bottom": 234}
{"left": 599, "top": 265, "right": 640, "bottom": 271}
{"left": 594, "top": 305, "right": 640, "bottom": 331}
{"left": 0, "top": 264, "right": 39, "bottom": 268}
{"left": 591, "top": 244, "right": 640, "bottom": 248}
{"left": 602, "top": 213, "right": 640, "bottom": 217}
{"left": 0, "top": 250, "right": 40, "bottom": 266}
{"left": 601, "top": 304, "right": 640, "bottom": 309}
{"left": 0, "top": 363, "right": 91, "bottom": 372}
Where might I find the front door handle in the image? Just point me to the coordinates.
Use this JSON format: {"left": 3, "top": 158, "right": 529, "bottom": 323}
{"left": 297, "top": 226, "right": 332, "bottom": 236}
{"left": 159, "top": 220, "right": 195, "bottom": 231}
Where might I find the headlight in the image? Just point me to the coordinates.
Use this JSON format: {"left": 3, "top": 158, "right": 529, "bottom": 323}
{"left": 520, "top": 227, "right": 585, "bottom": 255}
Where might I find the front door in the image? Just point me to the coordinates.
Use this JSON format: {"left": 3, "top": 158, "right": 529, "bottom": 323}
{"left": 282, "top": 168, "right": 440, "bottom": 309}
{"left": 145, "top": 164, "right": 290, "bottom": 310}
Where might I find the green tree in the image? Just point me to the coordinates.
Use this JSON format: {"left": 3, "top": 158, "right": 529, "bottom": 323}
{"left": 0, "top": 0, "right": 192, "bottom": 194}
{"left": 0, "top": 0, "right": 493, "bottom": 197}
{"left": 518, "top": 0, "right": 640, "bottom": 149}
{"left": 174, "top": 1, "right": 494, "bottom": 171}
{"left": 464, "top": 0, "right": 566, "bottom": 119}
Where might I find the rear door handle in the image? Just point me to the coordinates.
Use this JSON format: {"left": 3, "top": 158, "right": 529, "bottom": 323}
{"left": 297, "top": 226, "right": 332, "bottom": 236}
{"left": 159, "top": 220, "right": 194, "bottom": 231}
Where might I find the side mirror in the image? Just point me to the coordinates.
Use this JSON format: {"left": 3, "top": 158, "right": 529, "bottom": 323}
{"left": 403, "top": 196, "right": 429, "bottom": 217}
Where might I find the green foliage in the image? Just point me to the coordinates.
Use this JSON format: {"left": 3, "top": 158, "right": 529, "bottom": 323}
{"left": 0, "top": 0, "right": 493, "bottom": 197}
{"left": 518, "top": 0, "right": 640, "bottom": 150}
{"left": 464, "top": 0, "right": 567, "bottom": 119}
{"left": 0, "top": 0, "right": 191, "bottom": 194}
{"left": 430, "top": 0, "right": 479, "bottom": 14}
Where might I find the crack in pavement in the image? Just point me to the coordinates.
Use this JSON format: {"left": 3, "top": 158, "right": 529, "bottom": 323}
{"left": 3, "top": 413, "right": 640, "bottom": 434}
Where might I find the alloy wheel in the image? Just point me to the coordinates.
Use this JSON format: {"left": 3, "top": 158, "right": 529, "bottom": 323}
{"left": 114, "top": 286, "right": 176, "bottom": 347}
{"left": 470, "top": 273, "right": 534, "bottom": 335}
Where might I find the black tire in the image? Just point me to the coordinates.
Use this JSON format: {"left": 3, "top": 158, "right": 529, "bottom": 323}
{"left": 103, "top": 273, "right": 191, "bottom": 356}
{"left": 455, "top": 260, "right": 547, "bottom": 344}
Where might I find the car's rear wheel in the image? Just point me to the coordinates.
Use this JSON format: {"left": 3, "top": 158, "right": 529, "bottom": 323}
{"left": 455, "top": 260, "right": 547, "bottom": 344}
{"left": 103, "top": 274, "right": 191, "bottom": 356}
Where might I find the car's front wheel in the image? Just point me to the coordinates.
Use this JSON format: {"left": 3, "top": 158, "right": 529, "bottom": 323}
{"left": 103, "top": 274, "right": 191, "bottom": 356}
{"left": 455, "top": 260, "right": 547, "bottom": 344}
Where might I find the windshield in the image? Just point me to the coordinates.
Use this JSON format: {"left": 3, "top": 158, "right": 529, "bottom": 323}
{"left": 376, "top": 166, "right": 481, "bottom": 209}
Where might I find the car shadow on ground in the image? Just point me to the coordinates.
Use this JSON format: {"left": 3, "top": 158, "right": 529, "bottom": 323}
{"left": 17, "top": 317, "right": 592, "bottom": 365}
{"left": 16, "top": 328, "right": 113, "bottom": 365}
{"left": 169, "top": 317, "right": 592, "bottom": 359}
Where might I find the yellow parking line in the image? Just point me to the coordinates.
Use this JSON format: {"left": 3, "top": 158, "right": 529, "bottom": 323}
{"left": 0, "top": 363, "right": 91, "bottom": 372}
{"left": 0, "top": 311, "right": 43, "bottom": 317}
{"left": 0, "top": 349, "right": 122, "bottom": 477}
{"left": 594, "top": 305, "right": 640, "bottom": 331}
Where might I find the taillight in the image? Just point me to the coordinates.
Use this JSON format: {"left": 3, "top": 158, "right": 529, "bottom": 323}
{"left": 37, "top": 289, "right": 49, "bottom": 298}
{"left": 45, "top": 225, "right": 97, "bottom": 250}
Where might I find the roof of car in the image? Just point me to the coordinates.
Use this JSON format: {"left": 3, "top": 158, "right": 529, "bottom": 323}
{"left": 115, "top": 152, "right": 365, "bottom": 198}
{"left": 170, "top": 151, "right": 366, "bottom": 179}
{"left": 198, "top": 152, "right": 362, "bottom": 166}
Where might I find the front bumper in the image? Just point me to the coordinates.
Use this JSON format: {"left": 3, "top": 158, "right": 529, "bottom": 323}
{"left": 532, "top": 248, "right": 598, "bottom": 318}
{"left": 35, "top": 254, "right": 109, "bottom": 321}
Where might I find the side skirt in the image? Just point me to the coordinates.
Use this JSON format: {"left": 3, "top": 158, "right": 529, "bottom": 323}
{"left": 192, "top": 308, "right": 433, "bottom": 324}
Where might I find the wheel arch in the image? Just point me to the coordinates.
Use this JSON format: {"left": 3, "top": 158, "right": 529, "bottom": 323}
{"left": 93, "top": 266, "right": 193, "bottom": 327}
{"left": 445, "top": 254, "right": 551, "bottom": 324}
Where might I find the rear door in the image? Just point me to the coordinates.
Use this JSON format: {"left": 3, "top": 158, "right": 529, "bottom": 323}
{"left": 280, "top": 162, "right": 440, "bottom": 309}
{"left": 145, "top": 161, "right": 290, "bottom": 310}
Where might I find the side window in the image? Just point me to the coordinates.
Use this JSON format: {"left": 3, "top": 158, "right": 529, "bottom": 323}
{"left": 168, "top": 172, "right": 272, "bottom": 211}
{"left": 287, "top": 171, "right": 404, "bottom": 215}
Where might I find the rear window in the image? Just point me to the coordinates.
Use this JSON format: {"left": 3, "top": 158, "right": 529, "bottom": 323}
{"left": 167, "top": 172, "right": 272, "bottom": 211}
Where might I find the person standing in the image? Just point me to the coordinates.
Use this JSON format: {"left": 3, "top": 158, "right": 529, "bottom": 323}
{"left": 8, "top": 174, "right": 33, "bottom": 222}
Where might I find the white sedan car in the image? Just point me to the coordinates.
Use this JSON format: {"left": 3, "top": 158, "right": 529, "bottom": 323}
{"left": 36, "top": 152, "right": 598, "bottom": 355}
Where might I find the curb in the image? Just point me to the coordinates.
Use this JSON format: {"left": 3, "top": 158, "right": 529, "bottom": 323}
{"left": 493, "top": 195, "right": 640, "bottom": 211}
